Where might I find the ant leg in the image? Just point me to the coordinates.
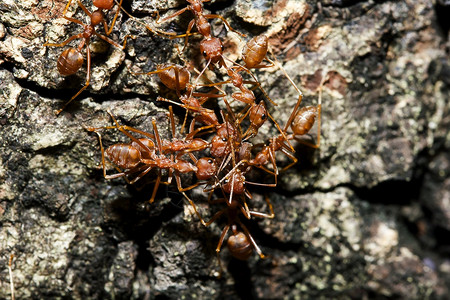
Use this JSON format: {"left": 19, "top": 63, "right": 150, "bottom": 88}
{"left": 116, "top": 2, "right": 176, "bottom": 37}
{"left": 279, "top": 147, "right": 298, "bottom": 172}
{"left": 168, "top": 106, "right": 176, "bottom": 138}
{"left": 245, "top": 179, "right": 277, "bottom": 188}
{"left": 195, "top": 79, "right": 232, "bottom": 88}
{"left": 215, "top": 224, "right": 230, "bottom": 278}
{"left": 93, "top": 31, "right": 134, "bottom": 50}
{"left": 204, "top": 14, "right": 246, "bottom": 37}
{"left": 149, "top": 170, "right": 162, "bottom": 203}
{"left": 204, "top": 208, "right": 226, "bottom": 227}
{"left": 76, "top": 0, "right": 92, "bottom": 18}
{"left": 131, "top": 64, "right": 176, "bottom": 77}
{"left": 309, "top": 74, "right": 325, "bottom": 149}
{"left": 62, "top": 15, "right": 85, "bottom": 26}
{"left": 179, "top": 110, "right": 189, "bottom": 135}
{"left": 156, "top": 96, "right": 206, "bottom": 114}
{"left": 103, "top": 0, "right": 123, "bottom": 35}
{"left": 188, "top": 59, "right": 211, "bottom": 100}
{"left": 105, "top": 111, "right": 156, "bottom": 150}
{"left": 62, "top": 0, "right": 74, "bottom": 16}
{"left": 249, "top": 195, "right": 275, "bottom": 219}
{"left": 106, "top": 165, "right": 150, "bottom": 180}
{"left": 185, "top": 124, "right": 215, "bottom": 140}
{"left": 43, "top": 33, "right": 83, "bottom": 47}
{"left": 151, "top": 118, "right": 163, "bottom": 153}
{"left": 236, "top": 199, "right": 251, "bottom": 219}
{"left": 181, "top": 191, "right": 207, "bottom": 226}
{"left": 86, "top": 128, "right": 109, "bottom": 178}
{"left": 176, "top": 180, "right": 202, "bottom": 192}
{"left": 237, "top": 221, "right": 266, "bottom": 259}
{"left": 157, "top": 6, "right": 188, "bottom": 24}
{"left": 191, "top": 91, "right": 226, "bottom": 99}
{"left": 128, "top": 166, "right": 154, "bottom": 184}
{"left": 183, "top": 19, "right": 195, "bottom": 50}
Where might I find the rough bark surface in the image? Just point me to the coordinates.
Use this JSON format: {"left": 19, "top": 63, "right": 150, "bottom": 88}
{"left": 0, "top": 0, "right": 449, "bottom": 299}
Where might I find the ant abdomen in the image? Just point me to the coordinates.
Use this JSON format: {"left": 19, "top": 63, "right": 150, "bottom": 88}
{"left": 291, "top": 106, "right": 318, "bottom": 136}
{"left": 200, "top": 37, "right": 224, "bottom": 65}
{"left": 242, "top": 35, "right": 268, "bottom": 69}
{"left": 93, "top": 0, "right": 114, "bottom": 10}
{"left": 157, "top": 64, "right": 191, "bottom": 91}
{"left": 131, "top": 138, "right": 155, "bottom": 159}
{"left": 57, "top": 48, "right": 83, "bottom": 76}
{"left": 105, "top": 144, "right": 141, "bottom": 169}
{"left": 227, "top": 231, "right": 253, "bottom": 260}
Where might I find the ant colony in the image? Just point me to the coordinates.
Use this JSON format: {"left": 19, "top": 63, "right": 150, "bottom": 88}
{"left": 45, "top": 0, "right": 325, "bottom": 276}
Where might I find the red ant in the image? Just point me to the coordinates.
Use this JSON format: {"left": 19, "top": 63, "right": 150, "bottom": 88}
{"left": 44, "top": 0, "right": 133, "bottom": 114}
{"left": 241, "top": 35, "right": 274, "bottom": 70}
{"left": 203, "top": 195, "right": 274, "bottom": 276}
{"left": 62, "top": 0, "right": 122, "bottom": 35}
{"left": 87, "top": 109, "right": 226, "bottom": 225}
{"left": 131, "top": 60, "right": 225, "bottom": 133}
{"left": 155, "top": 0, "right": 247, "bottom": 73}
{"left": 218, "top": 68, "right": 325, "bottom": 188}
{"left": 157, "top": 0, "right": 245, "bottom": 49}
{"left": 196, "top": 47, "right": 283, "bottom": 141}
{"left": 87, "top": 106, "right": 218, "bottom": 203}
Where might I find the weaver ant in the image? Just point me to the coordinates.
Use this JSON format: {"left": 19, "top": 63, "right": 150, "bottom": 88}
{"left": 87, "top": 106, "right": 218, "bottom": 202}
{"left": 203, "top": 195, "right": 274, "bottom": 276}
{"left": 62, "top": 0, "right": 122, "bottom": 35}
{"left": 44, "top": 0, "right": 133, "bottom": 114}
{"left": 153, "top": 63, "right": 230, "bottom": 135}
{"left": 241, "top": 35, "right": 274, "bottom": 70}
{"left": 195, "top": 48, "right": 282, "bottom": 141}
{"left": 157, "top": 0, "right": 245, "bottom": 49}
{"left": 218, "top": 68, "right": 325, "bottom": 188}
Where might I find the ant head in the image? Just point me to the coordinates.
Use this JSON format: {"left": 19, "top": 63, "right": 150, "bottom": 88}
{"left": 210, "top": 135, "right": 229, "bottom": 158}
{"left": 91, "top": 10, "right": 105, "bottom": 26}
{"left": 222, "top": 170, "right": 245, "bottom": 195}
{"left": 93, "top": 0, "right": 114, "bottom": 10}
{"left": 227, "top": 231, "right": 253, "bottom": 260}
{"left": 196, "top": 157, "right": 217, "bottom": 180}
{"left": 200, "top": 37, "right": 224, "bottom": 65}
{"left": 57, "top": 48, "right": 84, "bottom": 76}
{"left": 249, "top": 102, "right": 268, "bottom": 129}
{"left": 158, "top": 64, "right": 191, "bottom": 91}
{"left": 216, "top": 121, "right": 237, "bottom": 138}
